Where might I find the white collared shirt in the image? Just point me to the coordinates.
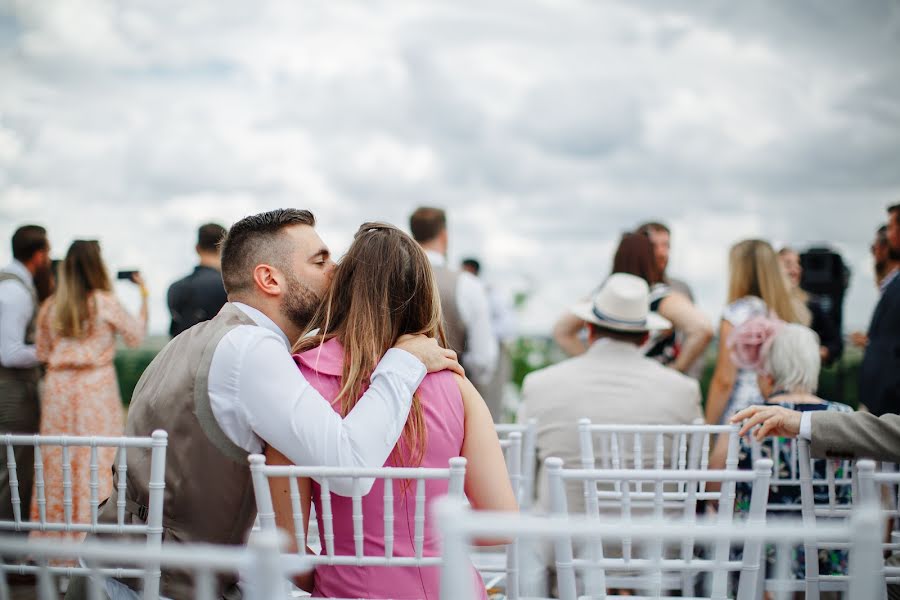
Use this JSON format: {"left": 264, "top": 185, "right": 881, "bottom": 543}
{"left": 207, "top": 302, "right": 426, "bottom": 496}
{"left": 424, "top": 251, "right": 498, "bottom": 385}
{"left": 0, "top": 260, "right": 39, "bottom": 369}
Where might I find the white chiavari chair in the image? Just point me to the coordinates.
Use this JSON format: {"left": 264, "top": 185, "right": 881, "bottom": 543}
{"left": 857, "top": 459, "right": 900, "bottom": 591}
{"left": 436, "top": 497, "right": 884, "bottom": 600}
{"left": 471, "top": 431, "right": 521, "bottom": 598}
{"left": 0, "top": 431, "right": 167, "bottom": 599}
{"left": 747, "top": 434, "right": 856, "bottom": 597}
{"left": 577, "top": 420, "right": 742, "bottom": 476}
{"left": 545, "top": 457, "right": 773, "bottom": 598}
{"left": 249, "top": 454, "right": 471, "bottom": 596}
{"left": 496, "top": 418, "right": 537, "bottom": 509}
{"left": 0, "top": 529, "right": 296, "bottom": 600}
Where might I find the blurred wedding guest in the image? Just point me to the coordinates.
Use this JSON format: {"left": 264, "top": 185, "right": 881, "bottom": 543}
{"left": 637, "top": 221, "right": 694, "bottom": 300}
{"left": 712, "top": 318, "right": 853, "bottom": 581}
{"left": 291, "top": 224, "right": 516, "bottom": 599}
{"left": 778, "top": 246, "right": 842, "bottom": 365}
{"left": 850, "top": 224, "right": 900, "bottom": 348}
{"left": 410, "top": 208, "right": 499, "bottom": 416}
{"left": 705, "top": 239, "right": 807, "bottom": 425}
{"left": 0, "top": 225, "right": 51, "bottom": 531}
{"left": 522, "top": 274, "right": 701, "bottom": 593}
{"left": 31, "top": 240, "right": 147, "bottom": 545}
{"left": 553, "top": 233, "right": 712, "bottom": 374}
{"left": 168, "top": 223, "right": 227, "bottom": 337}
{"left": 462, "top": 257, "right": 516, "bottom": 421}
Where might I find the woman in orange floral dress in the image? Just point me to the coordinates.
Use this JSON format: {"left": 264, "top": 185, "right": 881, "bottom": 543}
{"left": 31, "top": 240, "right": 147, "bottom": 545}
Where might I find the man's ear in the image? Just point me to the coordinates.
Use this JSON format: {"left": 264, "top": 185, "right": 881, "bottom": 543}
{"left": 252, "top": 264, "right": 283, "bottom": 298}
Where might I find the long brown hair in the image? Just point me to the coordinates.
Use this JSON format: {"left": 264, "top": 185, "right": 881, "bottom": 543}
{"left": 53, "top": 240, "right": 113, "bottom": 338}
{"left": 728, "top": 239, "right": 805, "bottom": 323}
{"left": 293, "top": 223, "right": 446, "bottom": 467}
{"left": 612, "top": 232, "right": 663, "bottom": 285}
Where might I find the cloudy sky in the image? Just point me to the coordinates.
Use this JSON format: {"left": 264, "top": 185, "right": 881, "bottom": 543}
{"left": 1, "top": 1, "right": 898, "bottom": 337}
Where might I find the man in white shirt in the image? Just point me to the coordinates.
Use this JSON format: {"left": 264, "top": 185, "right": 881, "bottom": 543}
{"left": 67, "top": 209, "right": 461, "bottom": 600}
{"left": 0, "top": 224, "right": 51, "bottom": 530}
{"left": 409, "top": 207, "right": 499, "bottom": 416}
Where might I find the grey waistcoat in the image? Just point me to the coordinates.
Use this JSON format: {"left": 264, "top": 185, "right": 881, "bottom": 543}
{"left": 100, "top": 303, "right": 258, "bottom": 598}
{"left": 432, "top": 265, "right": 467, "bottom": 358}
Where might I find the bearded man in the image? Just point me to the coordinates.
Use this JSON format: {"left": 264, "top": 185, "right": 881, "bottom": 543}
{"left": 67, "top": 209, "right": 460, "bottom": 600}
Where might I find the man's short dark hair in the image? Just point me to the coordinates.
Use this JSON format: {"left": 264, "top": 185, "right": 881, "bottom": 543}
{"left": 409, "top": 207, "right": 446, "bottom": 243}
{"left": 11, "top": 225, "right": 48, "bottom": 263}
{"left": 220, "top": 209, "right": 315, "bottom": 295}
{"left": 461, "top": 258, "right": 480, "bottom": 275}
{"left": 889, "top": 203, "right": 900, "bottom": 217}
{"left": 636, "top": 221, "right": 670, "bottom": 236}
{"left": 197, "top": 223, "right": 226, "bottom": 253}
{"left": 588, "top": 322, "right": 648, "bottom": 346}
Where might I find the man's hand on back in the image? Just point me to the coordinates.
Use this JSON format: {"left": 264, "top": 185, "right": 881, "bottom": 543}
{"left": 394, "top": 334, "right": 464, "bottom": 377}
{"left": 730, "top": 405, "right": 802, "bottom": 440}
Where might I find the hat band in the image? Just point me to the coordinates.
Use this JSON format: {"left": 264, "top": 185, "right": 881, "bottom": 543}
{"left": 592, "top": 306, "right": 647, "bottom": 328}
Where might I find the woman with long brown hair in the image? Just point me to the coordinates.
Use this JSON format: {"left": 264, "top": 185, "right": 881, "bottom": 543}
{"left": 554, "top": 232, "right": 712, "bottom": 373}
{"left": 31, "top": 240, "right": 147, "bottom": 546}
{"left": 705, "top": 239, "right": 806, "bottom": 426}
{"left": 287, "top": 223, "right": 516, "bottom": 599}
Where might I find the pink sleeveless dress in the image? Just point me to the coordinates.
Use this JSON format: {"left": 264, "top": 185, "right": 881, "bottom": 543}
{"left": 294, "top": 338, "right": 487, "bottom": 600}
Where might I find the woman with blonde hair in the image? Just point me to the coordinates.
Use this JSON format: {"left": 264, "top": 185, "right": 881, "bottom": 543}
{"left": 31, "top": 240, "right": 147, "bottom": 545}
{"left": 284, "top": 223, "right": 517, "bottom": 599}
{"left": 705, "top": 239, "right": 806, "bottom": 425}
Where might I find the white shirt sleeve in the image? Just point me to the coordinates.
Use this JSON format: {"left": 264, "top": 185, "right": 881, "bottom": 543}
{"left": 214, "top": 327, "right": 425, "bottom": 496}
{"left": 455, "top": 272, "right": 498, "bottom": 386}
{"left": 799, "top": 411, "right": 812, "bottom": 441}
{"left": 0, "top": 280, "right": 39, "bottom": 369}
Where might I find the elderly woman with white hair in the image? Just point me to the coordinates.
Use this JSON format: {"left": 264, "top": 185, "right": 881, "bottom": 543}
{"left": 715, "top": 317, "right": 853, "bottom": 584}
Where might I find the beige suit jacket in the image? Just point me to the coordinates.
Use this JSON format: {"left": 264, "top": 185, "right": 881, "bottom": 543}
{"left": 520, "top": 339, "right": 703, "bottom": 516}
{"left": 811, "top": 411, "right": 900, "bottom": 462}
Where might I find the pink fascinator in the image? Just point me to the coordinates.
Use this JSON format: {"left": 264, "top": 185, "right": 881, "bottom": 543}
{"left": 726, "top": 314, "right": 785, "bottom": 372}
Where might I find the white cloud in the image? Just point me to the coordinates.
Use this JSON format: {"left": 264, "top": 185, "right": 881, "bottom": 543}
{"left": 1, "top": 0, "right": 898, "bottom": 337}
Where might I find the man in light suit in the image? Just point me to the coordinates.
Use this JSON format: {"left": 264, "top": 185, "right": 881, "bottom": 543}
{"left": 520, "top": 273, "right": 703, "bottom": 516}
{"left": 732, "top": 404, "right": 900, "bottom": 463}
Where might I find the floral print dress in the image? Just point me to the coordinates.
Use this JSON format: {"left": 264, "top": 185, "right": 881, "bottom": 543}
{"left": 31, "top": 291, "right": 146, "bottom": 546}
{"left": 734, "top": 397, "right": 854, "bottom": 579}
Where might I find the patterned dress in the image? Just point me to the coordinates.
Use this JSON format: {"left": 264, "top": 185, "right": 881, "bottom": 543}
{"left": 734, "top": 397, "right": 855, "bottom": 579}
{"left": 720, "top": 295, "right": 768, "bottom": 422}
{"left": 31, "top": 291, "right": 146, "bottom": 546}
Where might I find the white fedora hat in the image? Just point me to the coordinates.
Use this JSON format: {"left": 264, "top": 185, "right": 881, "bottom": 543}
{"left": 571, "top": 273, "right": 672, "bottom": 332}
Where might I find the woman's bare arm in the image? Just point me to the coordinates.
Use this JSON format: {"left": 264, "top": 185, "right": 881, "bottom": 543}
{"left": 705, "top": 320, "right": 737, "bottom": 425}
{"left": 658, "top": 292, "right": 713, "bottom": 373}
{"left": 264, "top": 445, "right": 314, "bottom": 591}
{"left": 552, "top": 311, "right": 588, "bottom": 357}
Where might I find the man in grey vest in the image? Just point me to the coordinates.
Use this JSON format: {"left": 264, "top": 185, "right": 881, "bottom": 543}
{"left": 409, "top": 207, "right": 500, "bottom": 419}
{"left": 67, "top": 209, "right": 461, "bottom": 600}
{"left": 0, "top": 224, "right": 51, "bottom": 531}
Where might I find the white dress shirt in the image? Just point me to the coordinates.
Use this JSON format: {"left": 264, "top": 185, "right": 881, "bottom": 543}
{"left": 800, "top": 411, "right": 812, "bottom": 440}
{"left": 207, "top": 302, "right": 425, "bottom": 496}
{"left": 0, "top": 260, "right": 39, "bottom": 369}
{"left": 424, "top": 251, "right": 498, "bottom": 385}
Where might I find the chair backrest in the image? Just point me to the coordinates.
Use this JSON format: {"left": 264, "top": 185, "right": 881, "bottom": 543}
{"left": 750, "top": 434, "right": 855, "bottom": 517}
{"left": 545, "top": 456, "right": 773, "bottom": 599}
{"left": 496, "top": 419, "right": 537, "bottom": 509}
{"left": 1, "top": 431, "right": 167, "bottom": 599}
{"left": 857, "top": 460, "right": 900, "bottom": 586}
{"left": 249, "top": 454, "right": 466, "bottom": 570}
{"left": 435, "top": 497, "right": 883, "bottom": 600}
{"left": 0, "top": 530, "right": 294, "bottom": 600}
{"left": 577, "top": 420, "right": 741, "bottom": 473}
{"left": 498, "top": 431, "right": 523, "bottom": 505}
